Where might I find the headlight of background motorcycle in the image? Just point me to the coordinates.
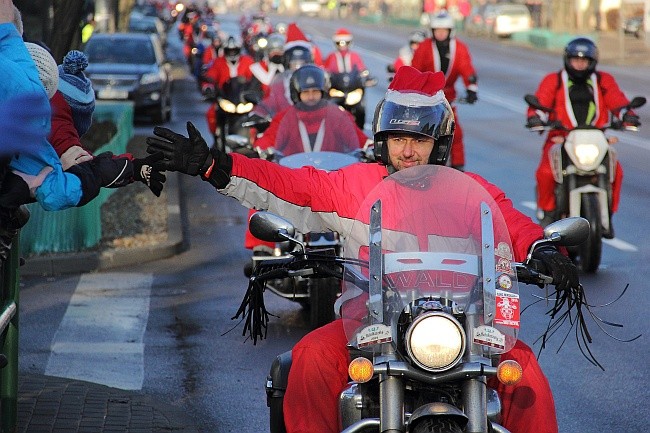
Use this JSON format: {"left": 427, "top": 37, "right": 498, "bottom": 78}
{"left": 329, "top": 88, "right": 345, "bottom": 98}
{"left": 345, "top": 89, "right": 364, "bottom": 106}
{"left": 219, "top": 99, "right": 237, "bottom": 113}
{"left": 573, "top": 143, "right": 601, "bottom": 170}
{"left": 236, "top": 102, "right": 254, "bottom": 114}
{"left": 405, "top": 312, "right": 465, "bottom": 372}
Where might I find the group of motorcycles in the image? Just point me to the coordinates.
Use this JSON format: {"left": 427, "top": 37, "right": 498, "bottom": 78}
{"left": 174, "top": 14, "right": 646, "bottom": 431}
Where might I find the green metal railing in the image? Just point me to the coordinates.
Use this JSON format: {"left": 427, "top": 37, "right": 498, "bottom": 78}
{"left": 0, "top": 227, "right": 22, "bottom": 433}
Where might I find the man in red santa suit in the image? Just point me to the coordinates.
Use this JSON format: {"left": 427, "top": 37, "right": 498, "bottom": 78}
{"left": 412, "top": 9, "right": 478, "bottom": 171}
{"left": 323, "top": 28, "right": 368, "bottom": 74}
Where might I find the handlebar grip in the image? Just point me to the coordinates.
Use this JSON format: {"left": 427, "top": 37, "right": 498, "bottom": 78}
{"left": 515, "top": 264, "right": 553, "bottom": 286}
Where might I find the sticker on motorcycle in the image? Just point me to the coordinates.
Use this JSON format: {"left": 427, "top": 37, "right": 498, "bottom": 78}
{"left": 496, "top": 257, "right": 513, "bottom": 275}
{"left": 357, "top": 324, "right": 392, "bottom": 348}
{"left": 495, "top": 290, "right": 520, "bottom": 328}
{"left": 495, "top": 242, "right": 513, "bottom": 260}
{"left": 473, "top": 325, "right": 506, "bottom": 350}
{"left": 497, "top": 274, "right": 513, "bottom": 290}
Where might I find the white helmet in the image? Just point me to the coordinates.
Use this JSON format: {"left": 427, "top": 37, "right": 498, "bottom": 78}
{"left": 429, "top": 10, "right": 455, "bottom": 30}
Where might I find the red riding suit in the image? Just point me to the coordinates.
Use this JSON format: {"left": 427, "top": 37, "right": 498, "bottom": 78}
{"left": 245, "top": 101, "right": 367, "bottom": 249}
{"left": 203, "top": 55, "right": 254, "bottom": 135}
{"left": 221, "top": 156, "right": 559, "bottom": 433}
{"left": 412, "top": 38, "right": 477, "bottom": 168}
{"left": 528, "top": 70, "right": 630, "bottom": 214}
{"left": 323, "top": 49, "right": 367, "bottom": 74}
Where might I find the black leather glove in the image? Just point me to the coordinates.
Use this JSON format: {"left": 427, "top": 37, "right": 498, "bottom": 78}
{"left": 531, "top": 246, "right": 579, "bottom": 293}
{"left": 0, "top": 172, "right": 32, "bottom": 208}
{"left": 465, "top": 89, "right": 478, "bottom": 104}
{"left": 146, "top": 121, "right": 213, "bottom": 176}
{"left": 622, "top": 110, "right": 640, "bottom": 128}
{"left": 133, "top": 153, "right": 166, "bottom": 197}
{"left": 146, "top": 121, "right": 233, "bottom": 189}
{"left": 526, "top": 115, "right": 544, "bottom": 129}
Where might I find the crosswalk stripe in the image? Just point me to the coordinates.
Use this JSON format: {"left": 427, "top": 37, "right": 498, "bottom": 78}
{"left": 45, "top": 272, "right": 152, "bottom": 390}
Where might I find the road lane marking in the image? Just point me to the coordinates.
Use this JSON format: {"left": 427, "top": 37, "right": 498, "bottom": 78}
{"left": 45, "top": 272, "right": 153, "bottom": 390}
{"left": 520, "top": 201, "right": 638, "bottom": 252}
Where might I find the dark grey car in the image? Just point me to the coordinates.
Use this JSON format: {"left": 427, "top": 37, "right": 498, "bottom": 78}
{"left": 84, "top": 32, "right": 172, "bottom": 123}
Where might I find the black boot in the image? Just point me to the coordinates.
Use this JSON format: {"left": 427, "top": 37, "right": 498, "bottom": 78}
{"left": 0, "top": 206, "right": 30, "bottom": 262}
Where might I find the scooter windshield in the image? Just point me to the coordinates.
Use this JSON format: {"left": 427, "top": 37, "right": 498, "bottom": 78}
{"left": 340, "top": 165, "right": 520, "bottom": 355}
{"left": 279, "top": 151, "right": 359, "bottom": 171}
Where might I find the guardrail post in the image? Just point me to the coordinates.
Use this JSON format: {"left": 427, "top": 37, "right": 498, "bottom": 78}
{"left": 0, "top": 231, "right": 21, "bottom": 433}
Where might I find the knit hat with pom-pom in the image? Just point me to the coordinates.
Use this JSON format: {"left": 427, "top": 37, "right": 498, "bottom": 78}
{"left": 58, "top": 50, "right": 95, "bottom": 136}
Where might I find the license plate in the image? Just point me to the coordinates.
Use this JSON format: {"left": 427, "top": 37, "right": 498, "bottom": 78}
{"left": 98, "top": 88, "right": 129, "bottom": 100}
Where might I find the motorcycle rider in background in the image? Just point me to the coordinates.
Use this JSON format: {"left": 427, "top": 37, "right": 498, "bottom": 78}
{"left": 203, "top": 36, "right": 254, "bottom": 143}
{"left": 387, "top": 30, "right": 427, "bottom": 81}
{"left": 526, "top": 37, "right": 639, "bottom": 231}
{"left": 146, "top": 66, "right": 579, "bottom": 433}
{"left": 249, "top": 32, "right": 285, "bottom": 98}
{"left": 412, "top": 9, "right": 478, "bottom": 171}
{"left": 253, "top": 23, "right": 314, "bottom": 118}
{"left": 244, "top": 64, "right": 368, "bottom": 266}
{"left": 323, "top": 28, "right": 368, "bottom": 74}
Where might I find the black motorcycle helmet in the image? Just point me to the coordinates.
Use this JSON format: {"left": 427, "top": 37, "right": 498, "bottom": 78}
{"left": 289, "top": 64, "right": 328, "bottom": 104}
{"left": 282, "top": 44, "right": 313, "bottom": 71}
{"left": 266, "top": 33, "right": 285, "bottom": 65}
{"left": 372, "top": 91, "right": 455, "bottom": 167}
{"left": 563, "top": 37, "right": 599, "bottom": 80}
{"left": 223, "top": 36, "right": 241, "bottom": 63}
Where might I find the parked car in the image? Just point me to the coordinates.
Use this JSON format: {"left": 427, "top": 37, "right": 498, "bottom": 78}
{"left": 623, "top": 16, "right": 644, "bottom": 38}
{"left": 129, "top": 12, "right": 167, "bottom": 48}
{"left": 84, "top": 33, "right": 172, "bottom": 123}
{"left": 482, "top": 3, "right": 532, "bottom": 37}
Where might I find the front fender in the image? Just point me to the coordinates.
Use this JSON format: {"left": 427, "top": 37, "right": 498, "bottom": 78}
{"left": 408, "top": 402, "right": 468, "bottom": 430}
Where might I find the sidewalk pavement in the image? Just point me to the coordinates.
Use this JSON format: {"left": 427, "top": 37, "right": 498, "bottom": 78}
{"left": 16, "top": 171, "right": 196, "bottom": 432}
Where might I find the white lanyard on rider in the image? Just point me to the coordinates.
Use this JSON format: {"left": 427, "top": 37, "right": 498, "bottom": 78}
{"left": 335, "top": 52, "right": 352, "bottom": 72}
{"left": 298, "top": 119, "right": 326, "bottom": 152}
{"left": 561, "top": 70, "right": 600, "bottom": 127}
{"left": 228, "top": 61, "right": 239, "bottom": 78}
{"left": 432, "top": 38, "right": 456, "bottom": 80}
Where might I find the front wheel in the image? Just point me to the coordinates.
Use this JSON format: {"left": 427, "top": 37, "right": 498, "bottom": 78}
{"left": 578, "top": 193, "right": 602, "bottom": 273}
{"left": 308, "top": 277, "right": 339, "bottom": 329}
{"left": 411, "top": 417, "right": 463, "bottom": 433}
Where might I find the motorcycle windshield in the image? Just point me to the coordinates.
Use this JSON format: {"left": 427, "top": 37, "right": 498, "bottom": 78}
{"left": 340, "top": 165, "right": 519, "bottom": 355}
{"left": 279, "top": 151, "right": 359, "bottom": 171}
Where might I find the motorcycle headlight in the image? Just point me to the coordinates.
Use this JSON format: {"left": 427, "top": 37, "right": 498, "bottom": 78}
{"left": 405, "top": 312, "right": 465, "bottom": 372}
{"left": 236, "top": 102, "right": 254, "bottom": 114}
{"left": 573, "top": 143, "right": 600, "bottom": 169}
{"left": 329, "top": 88, "right": 345, "bottom": 98}
{"left": 345, "top": 89, "right": 364, "bottom": 106}
{"left": 219, "top": 98, "right": 237, "bottom": 113}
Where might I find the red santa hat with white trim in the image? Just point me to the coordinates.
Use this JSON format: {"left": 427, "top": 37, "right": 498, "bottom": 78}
{"left": 332, "top": 28, "right": 353, "bottom": 43}
{"left": 284, "top": 22, "right": 311, "bottom": 51}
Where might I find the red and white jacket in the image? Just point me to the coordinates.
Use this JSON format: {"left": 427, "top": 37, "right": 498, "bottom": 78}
{"left": 255, "top": 101, "right": 367, "bottom": 153}
{"left": 411, "top": 38, "right": 476, "bottom": 102}
{"left": 323, "top": 49, "right": 367, "bottom": 74}
{"left": 202, "top": 55, "right": 254, "bottom": 93}
{"left": 222, "top": 157, "right": 543, "bottom": 261}
{"left": 527, "top": 69, "right": 630, "bottom": 147}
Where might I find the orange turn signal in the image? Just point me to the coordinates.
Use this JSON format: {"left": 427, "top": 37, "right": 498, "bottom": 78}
{"left": 497, "top": 360, "right": 523, "bottom": 386}
{"left": 348, "top": 357, "right": 374, "bottom": 383}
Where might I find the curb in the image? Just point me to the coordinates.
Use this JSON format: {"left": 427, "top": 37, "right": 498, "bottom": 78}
{"left": 20, "top": 171, "right": 187, "bottom": 277}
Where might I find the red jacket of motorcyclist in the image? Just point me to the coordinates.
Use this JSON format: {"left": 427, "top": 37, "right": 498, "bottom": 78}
{"left": 246, "top": 65, "right": 367, "bottom": 251}
{"left": 526, "top": 37, "right": 637, "bottom": 221}
{"left": 255, "top": 66, "right": 367, "bottom": 153}
{"left": 147, "top": 67, "right": 579, "bottom": 433}
{"left": 323, "top": 28, "right": 367, "bottom": 73}
{"left": 204, "top": 37, "right": 254, "bottom": 134}
{"left": 411, "top": 10, "right": 478, "bottom": 170}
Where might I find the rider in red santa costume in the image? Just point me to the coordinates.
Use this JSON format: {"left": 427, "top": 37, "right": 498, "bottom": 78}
{"left": 526, "top": 37, "right": 639, "bottom": 231}
{"left": 412, "top": 9, "right": 478, "bottom": 171}
{"left": 148, "top": 66, "right": 579, "bottom": 433}
{"left": 323, "top": 28, "right": 368, "bottom": 74}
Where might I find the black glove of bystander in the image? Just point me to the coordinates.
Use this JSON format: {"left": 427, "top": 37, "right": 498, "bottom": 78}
{"left": 465, "top": 89, "right": 478, "bottom": 104}
{"left": 146, "top": 121, "right": 233, "bottom": 189}
{"left": 622, "top": 110, "right": 641, "bottom": 128}
{"left": 531, "top": 246, "right": 579, "bottom": 293}
{"left": 91, "top": 152, "right": 133, "bottom": 188}
{"left": 132, "top": 153, "right": 166, "bottom": 197}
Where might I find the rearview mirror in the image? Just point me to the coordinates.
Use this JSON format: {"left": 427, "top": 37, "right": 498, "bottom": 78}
{"left": 249, "top": 211, "right": 296, "bottom": 242}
